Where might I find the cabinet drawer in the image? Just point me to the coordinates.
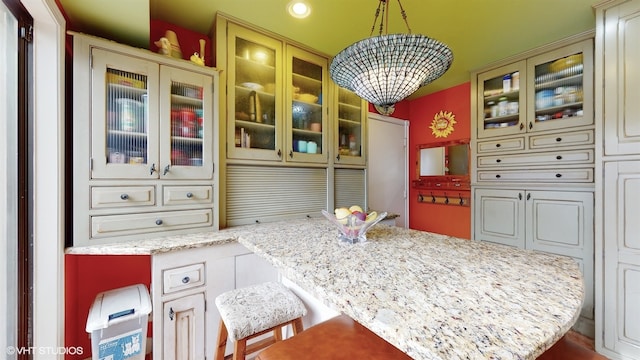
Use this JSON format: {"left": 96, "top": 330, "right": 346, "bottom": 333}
{"left": 91, "top": 209, "right": 213, "bottom": 238}
{"left": 163, "top": 186, "right": 213, "bottom": 206}
{"left": 477, "top": 137, "right": 525, "bottom": 153}
{"left": 477, "top": 149, "right": 594, "bottom": 168}
{"left": 91, "top": 186, "right": 156, "bottom": 208}
{"left": 477, "top": 168, "right": 594, "bottom": 182}
{"left": 163, "top": 263, "right": 205, "bottom": 294}
{"left": 529, "top": 129, "right": 594, "bottom": 149}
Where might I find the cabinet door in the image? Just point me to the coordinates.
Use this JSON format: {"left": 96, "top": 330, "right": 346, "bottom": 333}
{"left": 286, "top": 45, "right": 328, "bottom": 163}
{"left": 159, "top": 66, "right": 215, "bottom": 179}
{"left": 602, "top": 2, "right": 640, "bottom": 156}
{"left": 335, "top": 87, "right": 366, "bottom": 165}
{"left": 90, "top": 48, "right": 160, "bottom": 179}
{"left": 226, "top": 23, "right": 284, "bottom": 161}
{"left": 476, "top": 61, "right": 526, "bottom": 139}
{"left": 525, "top": 190, "right": 594, "bottom": 320}
{"left": 163, "top": 293, "right": 205, "bottom": 360}
{"left": 603, "top": 161, "right": 640, "bottom": 356}
{"left": 473, "top": 188, "right": 525, "bottom": 248}
{"left": 527, "top": 39, "right": 593, "bottom": 133}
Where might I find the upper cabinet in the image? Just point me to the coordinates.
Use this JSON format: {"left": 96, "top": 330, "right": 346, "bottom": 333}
{"left": 476, "top": 39, "right": 593, "bottom": 139}
{"left": 223, "top": 22, "right": 329, "bottom": 164}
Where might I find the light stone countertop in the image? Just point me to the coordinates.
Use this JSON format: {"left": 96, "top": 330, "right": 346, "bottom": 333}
{"left": 237, "top": 218, "right": 584, "bottom": 360}
{"left": 66, "top": 217, "right": 584, "bottom": 359}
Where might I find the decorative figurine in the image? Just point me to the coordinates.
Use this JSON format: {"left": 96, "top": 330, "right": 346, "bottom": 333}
{"left": 190, "top": 39, "right": 206, "bottom": 66}
{"left": 154, "top": 37, "right": 171, "bottom": 56}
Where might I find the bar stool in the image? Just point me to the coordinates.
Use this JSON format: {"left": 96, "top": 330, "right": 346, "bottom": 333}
{"left": 255, "top": 314, "right": 412, "bottom": 360}
{"left": 214, "top": 281, "right": 307, "bottom": 360}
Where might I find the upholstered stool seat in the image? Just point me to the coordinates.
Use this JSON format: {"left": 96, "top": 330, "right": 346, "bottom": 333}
{"left": 214, "top": 281, "right": 307, "bottom": 360}
{"left": 255, "top": 314, "right": 412, "bottom": 360}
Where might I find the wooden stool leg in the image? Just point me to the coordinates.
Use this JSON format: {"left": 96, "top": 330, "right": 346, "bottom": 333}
{"left": 292, "top": 317, "right": 304, "bottom": 335}
{"left": 273, "top": 326, "right": 283, "bottom": 342}
{"left": 233, "top": 338, "right": 247, "bottom": 360}
{"left": 215, "top": 319, "right": 228, "bottom": 360}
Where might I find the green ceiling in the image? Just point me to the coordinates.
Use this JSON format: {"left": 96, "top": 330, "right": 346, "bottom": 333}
{"left": 58, "top": 0, "right": 599, "bottom": 99}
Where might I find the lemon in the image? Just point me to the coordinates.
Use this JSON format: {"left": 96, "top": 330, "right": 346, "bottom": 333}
{"left": 349, "top": 205, "right": 363, "bottom": 213}
{"left": 365, "top": 211, "right": 378, "bottom": 223}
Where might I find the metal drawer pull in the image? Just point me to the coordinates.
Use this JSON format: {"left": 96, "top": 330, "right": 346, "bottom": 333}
{"left": 150, "top": 163, "right": 157, "bottom": 175}
{"left": 163, "top": 165, "right": 171, "bottom": 175}
{"left": 496, "top": 159, "right": 501, "bottom": 163}
{"left": 556, "top": 155, "right": 562, "bottom": 160}
{"left": 496, "top": 143, "right": 501, "bottom": 148}
{"left": 182, "top": 276, "right": 190, "bottom": 284}
{"left": 186, "top": 192, "right": 193, "bottom": 198}
{"left": 120, "top": 194, "right": 129, "bottom": 200}
{"left": 556, "top": 173, "right": 562, "bottom": 178}
{"left": 556, "top": 137, "right": 562, "bottom": 142}
{"left": 495, "top": 174, "right": 501, "bottom": 179}
{"left": 155, "top": 219, "right": 163, "bottom": 225}
{"left": 169, "top": 307, "right": 174, "bottom": 321}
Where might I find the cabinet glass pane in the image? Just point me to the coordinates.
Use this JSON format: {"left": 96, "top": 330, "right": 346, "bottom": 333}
{"left": 481, "top": 71, "right": 520, "bottom": 130}
{"left": 170, "top": 80, "right": 204, "bottom": 166}
{"left": 291, "top": 57, "right": 323, "bottom": 154}
{"left": 106, "top": 68, "right": 149, "bottom": 165}
{"left": 338, "top": 88, "right": 362, "bottom": 157}
{"left": 533, "top": 52, "right": 584, "bottom": 124}
{"left": 234, "top": 37, "right": 276, "bottom": 150}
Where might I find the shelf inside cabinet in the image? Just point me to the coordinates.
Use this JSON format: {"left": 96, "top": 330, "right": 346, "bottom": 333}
{"left": 235, "top": 56, "right": 276, "bottom": 86}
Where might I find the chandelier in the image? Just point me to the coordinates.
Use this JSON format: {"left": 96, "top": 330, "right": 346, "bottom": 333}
{"left": 329, "top": 0, "right": 453, "bottom": 114}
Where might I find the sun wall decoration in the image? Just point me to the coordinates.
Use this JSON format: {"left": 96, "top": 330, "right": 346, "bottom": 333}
{"left": 429, "top": 110, "right": 456, "bottom": 138}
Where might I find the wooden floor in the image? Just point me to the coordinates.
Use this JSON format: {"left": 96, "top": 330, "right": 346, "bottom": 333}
{"left": 537, "top": 331, "right": 609, "bottom": 359}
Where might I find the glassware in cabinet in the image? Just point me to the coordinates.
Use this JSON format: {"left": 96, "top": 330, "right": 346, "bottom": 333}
{"left": 286, "top": 45, "right": 327, "bottom": 163}
{"left": 527, "top": 39, "right": 593, "bottom": 132}
{"left": 476, "top": 61, "right": 526, "bottom": 139}
{"left": 335, "top": 87, "right": 366, "bottom": 165}
{"left": 226, "top": 23, "right": 283, "bottom": 161}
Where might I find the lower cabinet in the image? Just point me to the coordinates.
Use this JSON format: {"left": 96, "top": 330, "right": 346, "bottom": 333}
{"left": 152, "top": 242, "right": 276, "bottom": 360}
{"left": 474, "top": 188, "right": 594, "bottom": 333}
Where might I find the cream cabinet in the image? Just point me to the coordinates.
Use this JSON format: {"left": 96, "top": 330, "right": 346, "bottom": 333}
{"left": 334, "top": 87, "right": 367, "bottom": 166}
{"left": 471, "top": 31, "right": 596, "bottom": 336}
{"left": 71, "top": 32, "right": 220, "bottom": 246}
{"left": 221, "top": 21, "right": 329, "bottom": 164}
{"left": 595, "top": 0, "right": 640, "bottom": 358}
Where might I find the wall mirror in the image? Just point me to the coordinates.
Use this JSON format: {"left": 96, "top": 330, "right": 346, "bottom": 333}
{"left": 413, "top": 139, "right": 470, "bottom": 190}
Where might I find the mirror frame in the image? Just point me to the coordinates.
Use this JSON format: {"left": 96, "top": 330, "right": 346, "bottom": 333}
{"left": 412, "top": 139, "right": 471, "bottom": 190}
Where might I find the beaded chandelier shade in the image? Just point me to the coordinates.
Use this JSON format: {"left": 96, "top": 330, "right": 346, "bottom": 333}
{"left": 329, "top": 0, "right": 453, "bottom": 111}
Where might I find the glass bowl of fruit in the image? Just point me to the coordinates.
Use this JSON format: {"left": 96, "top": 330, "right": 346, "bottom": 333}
{"left": 321, "top": 206, "right": 387, "bottom": 244}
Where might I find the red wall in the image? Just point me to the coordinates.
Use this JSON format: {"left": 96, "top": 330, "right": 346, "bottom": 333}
{"left": 65, "top": 254, "right": 151, "bottom": 359}
{"left": 407, "top": 82, "right": 472, "bottom": 239}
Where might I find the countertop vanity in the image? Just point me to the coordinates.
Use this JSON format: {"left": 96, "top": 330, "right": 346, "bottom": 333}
{"left": 67, "top": 218, "right": 583, "bottom": 360}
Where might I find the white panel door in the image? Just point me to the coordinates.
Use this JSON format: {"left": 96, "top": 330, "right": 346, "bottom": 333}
{"left": 603, "top": 160, "right": 640, "bottom": 357}
{"left": 163, "top": 293, "right": 205, "bottom": 360}
{"left": 367, "top": 114, "right": 408, "bottom": 227}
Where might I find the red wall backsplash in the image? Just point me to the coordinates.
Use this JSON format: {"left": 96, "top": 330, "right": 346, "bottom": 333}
{"left": 65, "top": 254, "right": 151, "bottom": 359}
{"left": 407, "top": 82, "right": 472, "bottom": 239}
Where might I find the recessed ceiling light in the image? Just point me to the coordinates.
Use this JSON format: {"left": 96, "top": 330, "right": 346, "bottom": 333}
{"left": 287, "top": 1, "right": 311, "bottom": 18}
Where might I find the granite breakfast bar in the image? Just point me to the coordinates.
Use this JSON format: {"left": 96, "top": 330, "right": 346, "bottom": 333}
{"left": 237, "top": 218, "right": 584, "bottom": 360}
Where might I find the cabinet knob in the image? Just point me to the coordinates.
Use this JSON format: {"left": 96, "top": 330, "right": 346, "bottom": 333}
{"left": 186, "top": 192, "right": 193, "bottom": 198}
{"left": 496, "top": 159, "right": 501, "bottom": 163}
{"left": 527, "top": 193, "right": 531, "bottom": 200}
{"left": 120, "top": 194, "right": 129, "bottom": 200}
{"left": 556, "top": 155, "right": 563, "bottom": 160}
{"left": 528, "top": 122, "right": 533, "bottom": 130}
{"left": 336, "top": 154, "right": 341, "bottom": 161}
{"left": 277, "top": 149, "right": 282, "bottom": 158}
{"left": 155, "top": 219, "right": 163, "bottom": 225}
{"left": 496, "top": 143, "right": 501, "bottom": 148}
{"left": 150, "top": 163, "right": 157, "bottom": 175}
{"left": 556, "top": 137, "right": 562, "bottom": 142}
{"left": 181, "top": 276, "right": 190, "bottom": 284}
{"left": 289, "top": 150, "right": 293, "bottom": 158}
{"left": 163, "top": 165, "right": 171, "bottom": 175}
{"left": 555, "top": 173, "right": 562, "bottom": 178}
{"left": 169, "top": 307, "right": 174, "bottom": 321}
{"left": 495, "top": 174, "right": 501, "bottom": 179}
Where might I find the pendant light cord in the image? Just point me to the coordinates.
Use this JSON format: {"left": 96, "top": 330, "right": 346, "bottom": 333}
{"left": 369, "top": 0, "right": 412, "bottom": 36}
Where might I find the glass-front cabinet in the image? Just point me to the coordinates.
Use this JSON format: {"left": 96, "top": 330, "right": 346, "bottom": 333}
{"left": 226, "top": 23, "right": 283, "bottom": 161}
{"left": 335, "top": 87, "right": 366, "bottom": 166}
{"left": 225, "top": 23, "right": 328, "bottom": 164}
{"left": 477, "top": 39, "right": 593, "bottom": 138}
{"left": 91, "top": 49, "right": 215, "bottom": 180}
{"left": 286, "top": 45, "right": 327, "bottom": 163}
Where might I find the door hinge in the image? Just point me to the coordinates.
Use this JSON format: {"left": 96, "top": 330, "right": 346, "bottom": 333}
{"left": 20, "top": 25, "right": 33, "bottom": 42}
